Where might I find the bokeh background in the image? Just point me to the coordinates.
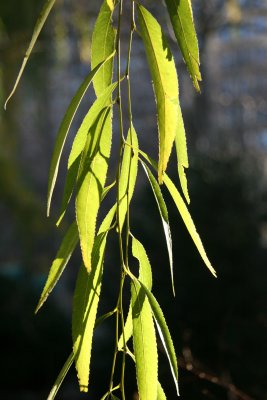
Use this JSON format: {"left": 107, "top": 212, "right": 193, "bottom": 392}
{"left": 1, "top": 0, "right": 267, "bottom": 399}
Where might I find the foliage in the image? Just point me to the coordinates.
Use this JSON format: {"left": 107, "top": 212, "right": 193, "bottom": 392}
{"left": 6, "top": 0, "right": 216, "bottom": 398}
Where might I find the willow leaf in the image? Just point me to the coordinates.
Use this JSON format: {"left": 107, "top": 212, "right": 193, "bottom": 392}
{"left": 56, "top": 82, "right": 117, "bottom": 226}
{"left": 76, "top": 107, "right": 112, "bottom": 272}
{"left": 138, "top": 280, "right": 179, "bottom": 396}
{"left": 47, "top": 352, "right": 74, "bottom": 400}
{"left": 131, "top": 280, "right": 158, "bottom": 400}
{"left": 141, "top": 161, "right": 174, "bottom": 293}
{"left": 47, "top": 53, "right": 115, "bottom": 217}
{"left": 137, "top": 4, "right": 178, "bottom": 184}
{"left": 118, "top": 124, "right": 138, "bottom": 231}
{"left": 157, "top": 382, "right": 167, "bottom": 400}
{"left": 175, "top": 103, "right": 190, "bottom": 203}
{"left": 91, "top": 0, "right": 116, "bottom": 96}
{"left": 164, "top": 0, "right": 201, "bottom": 91}
{"left": 5, "top": 0, "right": 56, "bottom": 109}
{"left": 164, "top": 174, "right": 217, "bottom": 277}
{"left": 35, "top": 221, "right": 78, "bottom": 313}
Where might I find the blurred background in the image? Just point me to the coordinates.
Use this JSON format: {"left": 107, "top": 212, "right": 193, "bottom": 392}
{"left": 1, "top": 0, "right": 267, "bottom": 399}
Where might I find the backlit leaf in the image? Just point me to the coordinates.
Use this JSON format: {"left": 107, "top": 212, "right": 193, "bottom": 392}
{"left": 157, "top": 382, "right": 167, "bottom": 400}
{"left": 141, "top": 161, "right": 174, "bottom": 293}
{"left": 91, "top": 0, "right": 116, "bottom": 96}
{"left": 118, "top": 124, "right": 138, "bottom": 231}
{"left": 57, "top": 82, "right": 117, "bottom": 226}
{"left": 131, "top": 280, "right": 158, "bottom": 400}
{"left": 47, "top": 53, "right": 115, "bottom": 216}
{"left": 35, "top": 221, "right": 78, "bottom": 313}
{"left": 76, "top": 107, "right": 112, "bottom": 272}
{"left": 138, "top": 280, "right": 179, "bottom": 395}
{"left": 5, "top": 0, "right": 56, "bottom": 109}
{"left": 137, "top": 4, "right": 178, "bottom": 184}
{"left": 164, "top": 0, "right": 201, "bottom": 91}
{"left": 164, "top": 174, "right": 217, "bottom": 277}
{"left": 47, "top": 352, "right": 74, "bottom": 400}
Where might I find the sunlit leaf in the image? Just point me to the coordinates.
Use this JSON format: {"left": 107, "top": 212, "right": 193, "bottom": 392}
{"left": 175, "top": 103, "right": 190, "bottom": 204}
{"left": 56, "top": 82, "right": 117, "bottom": 226}
{"left": 137, "top": 4, "right": 178, "bottom": 184}
{"left": 164, "top": 0, "right": 201, "bottom": 91}
{"left": 141, "top": 161, "right": 174, "bottom": 293}
{"left": 47, "top": 352, "right": 74, "bottom": 400}
{"left": 76, "top": 107, "right": 112, "bottom": 272}
{"left": 138, "top": 280, "right": 179, "bottom": 395}
{"left": 47, "top": 53, "right": 115, "bottom": 216}
{"left": 118, "top": 124, "right": 138, "bottom": 231}
{"left": 164, "top": 174, "right": 217, "bottom": 277}
{"left": 4, "top": 0, "right": 57, "bottom": 109}
{"left": 157, "top": 382, "right": 167, "bottom": 400}
{"left": 131, "top": 280, "right": 158, "bottom": 400}
{"left": 35, "top": 221, "right": 78, "bottom": 313}
{"left": 91, "top": 0, "right": 116, "bottom": 96}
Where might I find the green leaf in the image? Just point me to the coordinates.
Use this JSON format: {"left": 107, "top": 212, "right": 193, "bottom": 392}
{"left": 163, "top": 174, "right": 217, "bottom": 277}
{"left": 175, "top": 103, "right": 190, "bottom": 204}
{"left": 91, "top": 0, "right": 116, "bottom": 97}
{"left": 76, "top": 107, "right": 112, "bottom": 272}
{"left": 4, "top": 0, "right": 57, "bottom": 109}
{"left": 72, "top": 230, "right": 109, "bottom": 392}
{"left": 137, "top": 4, "right": 178, "bottom": 184}
{"left": 47, "top": 352, "right": 74, "bottom": 400}
{"left": 35, "top": 221, "right": 78, "bottom": 313}
{"left": 118, "top": 124, "right": 138, "bottom": 231}
{"left": 141, "top": 161, "right": 174, "bottom": 294}
{"left": 164, "top": 0, "right": 201, "bottom": 91}
{"left": 157, "top": 382, "right": 167, "bottom": 400}
{"left": 101, "top": 180, "right": 116, "bottom": 201}
{"left": 138, "top": 280, "right": 179, "bottom": 396}
{"left": 131, "top": 280, "right": 158, "bottom": 400}
{"left": 47, "top": 53, "right": 115, "bottom": 217}
{"left": 56, "top": 82, "right": 117, "bottom": 226}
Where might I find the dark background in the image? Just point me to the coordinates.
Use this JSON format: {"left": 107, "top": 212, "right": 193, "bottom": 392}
{"left": 0, "top": 0, "right": 267, "bottom": 399}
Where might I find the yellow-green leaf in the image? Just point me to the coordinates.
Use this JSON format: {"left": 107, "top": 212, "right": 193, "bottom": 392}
{"left": 5, "top": 0, "right": 56, "bottom": 109}
{"left": 175, "top": 103, "right": 190, "bottom": 203}
{"left": 164, "top": 0, "right": 201, "bottom": 91}
{"left": 76, "top": 107, "right": 112, "bottom": 272}
{"left": 118, "top": 124, "right": 138, "bottom": 231}
{"left": 137, "top": 4, "right": 178, "bottom": 184}
{"left": 47, "top": 54, "right": 115, "bottom": 216}
{"left": 131, "top": 280, "right": 158, "bottom": 400}
{"left": 164, "top": 174, "right": 217, "bottom": 277}
{"left": 56, "top": 82, "right": 117, "bottom": 226}
{"left": 138, "top": 280, "right": 179, "bottom": 395}
{"left": 35, "top": 221, "right": 78, "bottom": 313}
{"left": 91, "top": 0, "right": 116, "bottom": 96}
{"left": 157, "top": 382, "right": 167, "bottom": 400}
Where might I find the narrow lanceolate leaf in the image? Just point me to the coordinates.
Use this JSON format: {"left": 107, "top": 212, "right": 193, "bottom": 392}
{"left": 47, "top": 53, "right": 115, "bottom": 216}
{"left": 91, "top": 0, "right": 116, "bottom": 96}
{"left": 76, "top": 107, "right": 112, "bottom": 272}
{"left": 35, "top": 221, "right": 78, "bottom": 313}
{"left": 137, "top": 5, "right": 178, "bottom": 184}
{"left": 138, "top": 281, "right": 179, "bottom": 396}
{"left": 47, "top": 352, "right": 74, "bottom": 400}
{"left": 175, "top": 103, "right": 190, "bottom": 204}
{"left": 4, "top": 0, "right": 56, "bottom": 109}
{"left": 131, "top": 280, "right": 158, "bottom": 400}
{"left": 157, "top": 382, "right": 167, "bottom": 400}
{"left": 141, "top": 161, "right": 174, "bottom": 294}
{"left": 164, "top": 0, "right": 201, "bottom": 91}
{"left": 72, "top": 232, "right": 108, "bottom": 392}
{"left": 164, "top": 174, "right": 217, "bottom": 277}
{"left": 118, "top": 124, "right": 138, "bottom": 231}
{"left": 56, "top": 82, "right": 117, "bottom": 226}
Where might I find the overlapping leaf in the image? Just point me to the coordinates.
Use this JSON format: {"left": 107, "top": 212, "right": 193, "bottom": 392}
{"left": 137, "top": 4, "right": 178, "bottom": 184}
{"left": 141, "top": 161, "right": 174, "bottom": 293}
{"left": 91, "top": 0, "right": 116, "bottom": 96}
{"left": 76, "top": 107, "right": 112, "bottom": 272}
{"left": 118, "top": 124, "right": 138, "bottom": 231}
{"left": 57, "top": 82, "right": 117, "bottom": 226}
{"left": 131, "top": 279, "right": 158, "bottom": 400}
{"left": 164, "top": 0, "right": 201, "bottom": 91}
{"left": 35, "top": 221, "right": 78, "bottom": 313}
{"left": 5, "top": 0, "right": 57, "bottom": 109}
{"left": 47, "top": 54, "right": 115, "bottom": 216}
